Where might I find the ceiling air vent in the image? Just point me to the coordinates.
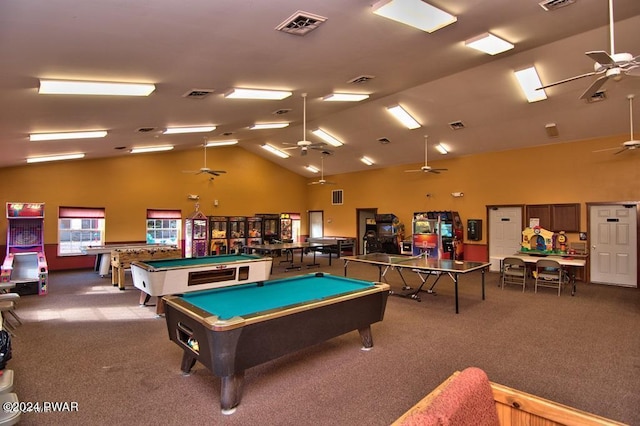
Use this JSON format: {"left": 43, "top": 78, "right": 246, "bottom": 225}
{"left": 449, "top": 121, "right": 465, "bottom": 130}
{"left": 377, "top": 137, "right": 391, "bottom": 144}
{"left": 182, "top": 89, "right": 214, "bottom": 99}
{"left": 275, "top": 11, "right": 327, "bottom": 36}
{"left": 137, "top": 127, "right": 156, "bottom": 133}
{"left": 348, "top": 75, "right": 375, "bottom": 84}
{"left": 273, "top": 108, "right": 292, "bottom": 115}
{"left": 586, "top": 90, "right": 607, "bottom": 103}
{"left": 539, "top": 0, "right": 576, "bottom": 12}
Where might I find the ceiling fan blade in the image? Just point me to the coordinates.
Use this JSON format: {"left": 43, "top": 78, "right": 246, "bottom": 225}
{"left": 586, "top": 50, "right": 615, "bottom": 65}
{"left": 404, "top": 170, "right": 422, "bottom": 173}
{"left": 591, "top": 147, "right": 618, "bottom": 153}
{"left": 579, "top": 75, "right": 608, "bottom": 100}
{"left": 613, "top": 147, "right": 628, "bottom": 155}
{"left": 626, "top": 64, "right": 640, "bottom": 77}
{"left": 537, "top": 71, "right": 597, "bottom": 90}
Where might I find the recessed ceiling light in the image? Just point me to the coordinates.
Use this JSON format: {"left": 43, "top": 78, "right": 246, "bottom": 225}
{"left": 225, "top": 88, "right": 292, "bottom": 100}
{"left": 163, "top": 126, "right": 216, "bottom": 135}
{"left": 130, "top": 145, "right": 174, "bottom": 154}
{"left": 465, "top": 33, "right": 514, "bottom": 55}
{"left": 261, "top": 144, "right": 291, "bottom": 158}
{"left": 311, "top": 129, "right": 344, "bottom": 147}
{"left": 39, "top": 79, "right": 155, "bottom": 96}
{"left": 372, "top": 0, "right": 457, "bottom": 33}
{"left": 205, "top": 140, "right": 238, "bottom": 147}
{"left": 322, "top": 93, "right": 370, "bottom": 102}
{"left": 29, "top": 130, "right": 107, "bottom": 141}
{"left": 514, "top": 66, "right": 547, "bottom": 102}
{"left": 27, "top": 153, "right": 85, "bottom": 163}
{"left": 386, "top": 105, "right": 421, "bottom": 129}
{"left": 250, "top": 123, "right": 290, "bottom": 130}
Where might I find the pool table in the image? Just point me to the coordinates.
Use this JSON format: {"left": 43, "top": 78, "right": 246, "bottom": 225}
{"left": 163, "top": 272, "right": 390, "bottom": 414}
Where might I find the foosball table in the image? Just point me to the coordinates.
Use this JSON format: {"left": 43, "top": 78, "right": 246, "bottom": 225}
{"left": 111, "top": 246, "right": 182, "bottom": 290}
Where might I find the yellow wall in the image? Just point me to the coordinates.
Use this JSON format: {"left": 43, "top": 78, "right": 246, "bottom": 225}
{"left": 0, "top": 147, "right": 308, "bottom": 243}
{"left": 306, "top": 134, "right": 639, "bottom": 242}
{"left": 0, "top": 134, "right": 637, "bottom": 245}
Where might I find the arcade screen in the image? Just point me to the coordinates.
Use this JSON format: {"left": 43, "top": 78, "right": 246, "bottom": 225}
{"left": 440, "top": 223, "right": 453, "bottom": 238}
{"left": 378, "top": 224, "right": 394, "bottom": 236}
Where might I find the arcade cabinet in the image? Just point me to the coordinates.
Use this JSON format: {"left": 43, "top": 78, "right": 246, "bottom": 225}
{"left": 1, "top": 202, "right": 48, "bottom": 295}
{"left": 246, "top": 216, "right": 263, "bottom": 247}
{"left": 280, "top": 213, "right": 300, "bottom": 243}
{"left": 412, "top": 212, "right": 439, "bottom": 257}
{"left": 375, "top": 213, "right": 400, "bottom": 254}
{"left": 227, "top": 216, "right": 247, "bottom": 253}
{"left": 363, "top": 218, "right": 381, "bottom": 254}
{"left": 184, "top": 206, "right": 209, "bottom": 258}
{"left": 256, "top": 214, "right": 280, "bottom": 244}
{"left": 208, "top": 216, "right": 228, "bottom": 255}
{"left": 427, "top": 211, "right": 464, "bottom": 260}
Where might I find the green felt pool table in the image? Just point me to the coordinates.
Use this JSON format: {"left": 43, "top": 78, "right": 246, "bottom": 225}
{"left": 163, "top": 272, "right": 390, "bottom": 414}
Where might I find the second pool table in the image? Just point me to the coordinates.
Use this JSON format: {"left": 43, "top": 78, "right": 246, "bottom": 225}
{"left": 163, "top": 272, "right": 390, "bottom": 414}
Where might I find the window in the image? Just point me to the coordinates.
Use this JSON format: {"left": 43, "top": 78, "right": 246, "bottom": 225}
{"left": 146, "top": 209, "right": 182, "bottom": 245}
{"left": 58, "top": 206, "right": 105, "bottom": 256}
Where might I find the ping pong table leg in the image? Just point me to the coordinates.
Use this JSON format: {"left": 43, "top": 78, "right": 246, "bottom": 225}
{"left": 481, "top": 268, "right": 486, "bottom": 300}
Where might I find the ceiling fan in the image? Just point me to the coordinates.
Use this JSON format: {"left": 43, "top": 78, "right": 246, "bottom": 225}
{"left": 538, "top": 0, "right": 639, "bottom": 100}
{"left": 405, "top": 135, "right": 448, "bottom": 174}
{"left": 308, "top": 155, "right": 336, "bottom": 185}
{"left": 182, "top": 143, "right": 227, "bottom": 179}
{"left": 282, "top": 93, "right": 332, "bottom": 157}
{"left": 594, "top": 94, "right": 640, "bottom": 154}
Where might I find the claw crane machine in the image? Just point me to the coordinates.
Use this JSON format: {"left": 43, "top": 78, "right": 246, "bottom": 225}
{"left": 184, "top": 204, "right": 209, "bottom": 258}
{"left": 1, "top": 202, "right": 48, "bottom": 295}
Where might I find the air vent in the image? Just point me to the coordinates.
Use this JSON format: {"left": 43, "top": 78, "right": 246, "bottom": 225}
{"left": 348, "top": 75, "right": 375, "bottom": 84}
{"left": 332, "top": 189, "right": 343, "bottom": 206}
{"left": 377, "top": 137, "right": 391, "bottom": 144}
{"left": 222, "top": 132, "right": 233, "bottom": 136}
{"left": 273, "top": 108, "right": 292, "bottom": 115}
{"left": 183, "top": 89, "right": 214, "bottom": 99}
{"left": 539, "top": 0, "right": 576, "bottom": 12}
{"left": 137, "top": 127, "right": 156, "bottom": 133}
{"left": 449, "top": 121, "right": 465, "bottom": 130}
{"left": 275, "top": 11, "right": 327, "bottom": 36}
{"left": 545, "top": 123, "right": 559, "bottom": 138}
{"left": 586, "top": 90, "right": 607, "bottom": 103}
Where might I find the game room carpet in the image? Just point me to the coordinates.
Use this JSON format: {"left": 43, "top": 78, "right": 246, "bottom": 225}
{"left": 8, "top": 256, "right": 640, "bottom": 425}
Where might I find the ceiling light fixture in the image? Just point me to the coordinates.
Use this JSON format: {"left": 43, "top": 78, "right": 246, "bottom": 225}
{"left": 163, "top": 126, "right": 216, "bottom": 134}
{"left": 29, "top": 130, "right": 107, "bottom": 141}
{"left": 205, "top": 140, "right": 239, "bottom": 147}
{"left": 386, "top": 105, "right": 421, "bottom": 129}
{"left": 39, "top": 79, "right": 155, "bottom": 96}
{"left": 225, "top": 88, "right": 292, "bottom": 100}
{"left": 27, "top": 153, "right": 85, "bottom": 163}
{"left": 435, "top": 143, "right": 449, "bottom": 154}
{"left": 130, "top": 145, "right": 174, "bottom": 154}
{"left": 360, "top": 156, "right": 374, "bottom": 166}
{"left": 250, "top": 123, "right": 290, "bottom": 130}
{"left": 305, "top": 165, "right": 320, "bottom": 173}
{"left": 514, "top": 66, "right": 548, "bottom": 102}
{"left": 311, "top": 129, "right": 344, "bottom": 147}
{"left": 261, "top": 144, "right": 291, "bottom": 158}
{"left": 322, "top": 93, "right": 370, "bottom": 102}
{"left": 465, "top": 32, "right": 514, "bottom": 55}
{"left": 372, "top": 0, "right": 457, "bottom": 33}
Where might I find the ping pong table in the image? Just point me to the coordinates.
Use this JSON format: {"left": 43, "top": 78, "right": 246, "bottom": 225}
{"left": 245, "top": 241, "right": 337, "bottom": 271}
{"left": 342, "top": 253, "right": 491, "bottom": 314}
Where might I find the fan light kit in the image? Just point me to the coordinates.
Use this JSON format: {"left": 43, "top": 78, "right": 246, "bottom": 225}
{"left": 29, "top": 130, "right": 107, "bottom": 141}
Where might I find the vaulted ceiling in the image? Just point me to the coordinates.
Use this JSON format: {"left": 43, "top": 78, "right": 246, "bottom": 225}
{"left": 1, "top": 0, "right": 639, "bottom": 177}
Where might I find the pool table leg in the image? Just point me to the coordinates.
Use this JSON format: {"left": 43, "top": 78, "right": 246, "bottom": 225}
{"left": 220, "top": 371, "right": 245, "bottom": 415}
{"left": 180, "top": 353, "right": 197, "bottom": 374}
{"left": 358, "top": 326, "right": 373, "bottom": 350}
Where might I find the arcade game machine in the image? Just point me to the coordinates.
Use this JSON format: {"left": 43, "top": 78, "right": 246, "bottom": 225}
{"left": 184, "top": 206, "right": 209, "bottom": 258}
{"left": 363, "top": 218, "right": 380, "bottom": 254}
{"left": 375, "top": 213, "right": 400, "bottom": 254}
{"left": 412, "top": 212, "right": 439, "bottom": 257}
{"left": 426, "top": 211, "right": 464, "bottom": 260}
{"left": 246, "top": 216, "right": 263, "bottom": 248}
{"left": 279, "top": 213, "right": 300, "bottom": 242}
{"left": 256, "top": 214, "right": 280, "bottom": 244}
{"left": 1, "top": 202, "right": 48, "bottom": 295}
{"left": 208, "top": 216, "right": 228, "bottom": 255}
{"left": 227, "top": 216, "right": 247, "bottom": 253}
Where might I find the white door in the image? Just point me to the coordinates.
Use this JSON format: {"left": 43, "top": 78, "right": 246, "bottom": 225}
{"left": 488, "top": 206, "right": 523, "bottom": 271}
{"left": 589, "top": 204, "right": 637, "bottom": 287}
{"left": 308, "top": 211, "right": 323, "bottom": 238}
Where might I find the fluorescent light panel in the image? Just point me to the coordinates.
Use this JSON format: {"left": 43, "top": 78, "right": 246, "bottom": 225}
{"left": 387, "top": 105, "right": 421, "bottom": 129}
{"left": 225, "top": 88, "right": 292, "bottom": 100}
{"left": 372, "top": 0, "right": 457, "bottom": 33}
{"left": 261, "top": 144, "right": 291, "bottom": 159}
{"left": 305, "top": 165, "right": 320, "bottom": 173}
{"left": 39, "top": 79, "right": 155, "bottom": 96}
{"left": 29, "top": 130, "right": 107, "bottom": 141}
{"left": 360, "top": 156, "right": 374, "bottom": 166}
{"left": 435, "top": 143, "right": 449, "bottom": 154}
{"left": 27, "top": 153, "right": 85, "bottom": 163}
{"left": 163, "top": 126, "right": 216, "bottom": 134}
{"left": 514, "top": 66, "right": 548, "bottom": 102}
{"left": 250, "top": 123, "right": 289, "bottom": 130}
{"left": 322, "top": 93, "right": 369, "bottom": 102}
{"left": 465, "top": 33, "right": 514, "bottom": 55}
{"left": 130, "top": 145, "right": 174, "bottom": 154}
{"left": 205, "top": 140, "right": 238, "bottom": 147}
{"left": 311, "top": 129, "right": 344, "bottom": 147}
